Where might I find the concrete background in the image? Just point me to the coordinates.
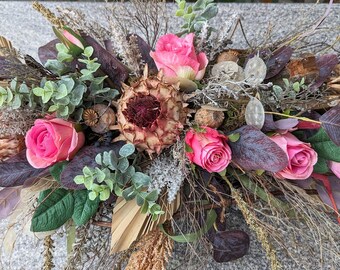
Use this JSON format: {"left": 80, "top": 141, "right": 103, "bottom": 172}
{"left": 0, "top": 1, "right": 339, "bottom": 270}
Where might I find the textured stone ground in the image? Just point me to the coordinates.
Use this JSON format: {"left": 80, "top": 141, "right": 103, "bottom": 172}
{"left": 0, "top": 2, "right": 339, "bottom": 270}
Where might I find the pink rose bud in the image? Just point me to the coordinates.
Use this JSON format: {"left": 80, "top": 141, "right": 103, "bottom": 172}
{"left": 185, "top": 126, "right": 232, "bottom": 173}
{"left": 270, "top": 132, "right": 318, "bottom": 180}
{"left": 53, "top": 26, "right": 86, "bottom": 56}
{"left": 150, "top": 33, "right": 208, "bottom": 91}
{"left": 25, "top": 118, "right": 85, "bottom": 168}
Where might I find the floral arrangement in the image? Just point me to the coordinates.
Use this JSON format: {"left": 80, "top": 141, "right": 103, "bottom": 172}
{"left": 0, "top": 1, "right": 340, "bottom": 269}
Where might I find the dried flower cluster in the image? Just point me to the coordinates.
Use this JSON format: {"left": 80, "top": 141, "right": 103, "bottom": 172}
{"left": 146, "top": 155, "right": 185, "bottom": 203}
{"left": 125, "top": 229, "right": 173, "bottom": 270}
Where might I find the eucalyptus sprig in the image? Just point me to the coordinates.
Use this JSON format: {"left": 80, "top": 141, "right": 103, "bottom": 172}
{"left": 175, "top": 0, "right": 218, "bottom": 35}
{"left": 74, "top": 144, "right": 164, "bottom": 220}
{"left": 0, "top": 44, "right": 119, "bottom": 121}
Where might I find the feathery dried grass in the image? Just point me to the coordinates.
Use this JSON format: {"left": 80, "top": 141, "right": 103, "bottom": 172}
{"left": 125, "top": 229, "right": 173, "bottom": 270}
{"left": 233, "top": 172, "right": 340, "bottom": 270}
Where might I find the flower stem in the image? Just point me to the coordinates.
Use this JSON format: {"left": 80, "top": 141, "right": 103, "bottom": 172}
{"left": 265, "top": 111, "right": 321, "bottom": 125}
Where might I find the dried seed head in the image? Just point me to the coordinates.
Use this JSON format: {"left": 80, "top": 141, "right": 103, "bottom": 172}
{"left": 217, "top": 50, "right": 239, "bottom": 63}
{"left": 83, "top": 105, "right": 116, "bottom": 134}
{"left": 83, "top": 108, "right": 99, "bottom": 127}
{"left": 195, "top": 108, "right": 225, "bottom": 129}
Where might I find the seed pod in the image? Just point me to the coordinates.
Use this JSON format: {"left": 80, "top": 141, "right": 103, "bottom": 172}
{"left": 217, "top": 50, "right": 239, "bottom": 63}
{"left": 244, "top": 56, "right": 267, "bottom": 86}
{"left": 195, "top": 107, "right": 225, "bottom": 129}
{"left": 0, "top": 135, "right": 25, "bottom": 162}
{"left": 83, "top": 104, "right": 116, "bottom": 134}
{"left": 245, "top": 97, "right": 265, "bottom": 129}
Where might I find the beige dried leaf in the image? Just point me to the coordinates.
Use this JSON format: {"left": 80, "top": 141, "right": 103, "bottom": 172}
{"left": 110, "top": 193, "right": 180, "bottom": 253}
{"left": 3, "top": 226, "right": 17, "bottom": 254}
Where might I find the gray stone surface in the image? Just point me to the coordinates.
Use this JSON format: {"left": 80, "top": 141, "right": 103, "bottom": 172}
{"left": 0, "top": 2, "right": 339, "bottom": 270}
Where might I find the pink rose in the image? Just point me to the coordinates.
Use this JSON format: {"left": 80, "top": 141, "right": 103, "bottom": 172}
{"left": 25, "top": 118, "right": 85, "bottom": 168}
{"left": 150, "top": 33, "right": 208, "bottom": 81}
{"left": 185, "top": 127, "right": 232, "bottom": 173}
{"left": 270, "top": 133, "right": 317, "bottom": 180}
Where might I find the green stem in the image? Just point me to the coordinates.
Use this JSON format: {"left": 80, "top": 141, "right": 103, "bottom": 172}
{"left": 66, "top": 220, "right": 76, "bottom": 255}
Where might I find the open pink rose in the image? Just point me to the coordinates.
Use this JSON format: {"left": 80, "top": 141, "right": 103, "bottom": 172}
{"left": 185, "top": 127, "right": 232, "bottom": 173}
{"left": 270, "top": 133, "right": 317, "bottom": 180}
{"left": 150, "top": 33, "right": 208, "bottom": 82}
{"left": 25, "top": 118, "right": 85, "bottom": 168}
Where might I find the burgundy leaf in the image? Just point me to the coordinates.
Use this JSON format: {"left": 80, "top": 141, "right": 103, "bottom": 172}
{"left": 228, "top": 125, "right": 288, "bottom": 172}
{"left": 61, "top": 142, "right": 125, "bottom": 189}
{"left": 127, "top": 34, "right": 157, "bottom": 73}
{"left": 310, "top": 54, "right": 338, "bottom": 90}
{"left": 313, "top": 174, "right": 340, "bottom": 223}
{"left": 320, "top": 105, "right": 340, "bottom": 146}
{"left": 210, "top": 230, "right": 250, "bottom": 263}
{"left": 265, "top": 46, "right": 293, "bottom": 79}
{"left": 315, "top": 176, "right": 340, "bottom": 209}
{"left": 38, "top": 39, "right": 59, "bottom": 65}
{"left": 0, "top": 152, "right": 47, "bottom": 187}
{"left": 82, "top": 35, "right": 129, "bottom": 89}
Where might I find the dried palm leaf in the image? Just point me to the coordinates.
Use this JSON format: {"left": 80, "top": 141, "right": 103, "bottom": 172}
{"left": 0, "top": 36, "right": 18, "bottom": 57}
{"left": 110, "top": 193, "right": 180, "bottom": 253}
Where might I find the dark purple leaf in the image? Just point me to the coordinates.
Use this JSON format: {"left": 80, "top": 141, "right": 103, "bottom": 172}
{"left": 82, "top": 35, "right": 129, "bottom": 89}
{"left": 0, "top": 186, "right": 21, "bottom": 219}
{"left": 38, "top": 39, "right": 59, "bottom": 65}
{"left": 127, "top": 34, "right": 157, "bottom": 73}
{"left": 310, "top": 54, "right": 338, "bottom": 90}
{"left": 315, "top": 176, "right": 340, "bottom": 212}
{"left": 320, "top": 105, "right": 340, "bottom": 146}
{"left": 228, "top": 125, "right": 288, "bottom": 172}
{"left": 265, "top": 46, "right": 293, "bottom": 79}
{"left": 0, "top": 152, "right": 47, "bottom": 187}
{"left": 61, "top": 142, "right": 125, "bottom": 189}
{"left": 210, "top": 230, "right": 250, "bottom": 262}
{"left": 262, "top": 114, "right": 277, "bottom": 132}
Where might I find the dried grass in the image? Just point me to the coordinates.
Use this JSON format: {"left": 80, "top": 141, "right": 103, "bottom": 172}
{"left": 125, "top": 229, "right": 173, "bottom": 270}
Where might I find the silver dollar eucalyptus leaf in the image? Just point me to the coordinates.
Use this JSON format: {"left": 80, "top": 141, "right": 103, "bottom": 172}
{"left": 245, "top": 97, "right": 265, "bottom": 129}
{"left": 244, "top": 56, "right": 267, "bottom": 86}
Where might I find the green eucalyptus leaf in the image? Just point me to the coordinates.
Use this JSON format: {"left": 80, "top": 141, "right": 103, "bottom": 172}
{"left": 95, "top": 167, "right": 106, "bottom": 183}
{"left": 55, "top": 84, "right": 68, "bottom": 99}
{"left": 95, "top": 153, "right": 102, "bottom": 165}
{"left": 88, "top": 191, "right": 98, "bottom": 201}
{"left": 74, "top": 175, "right": 85, "bottom": 185}
{"left": 119, "top": 144, "right": 135, "bottom": 157}
{"left": 122, "top": 186, "right": 136, "bottom": 201}
{"left": 200, "top": 5, "right": 218, "bottom": 20}
{"left": 99, "top": 188, "right": 110, "bottom": 201}
{"left": 19, "top": 84, "right": 29, "bottom": 94}
{"left": 145, "top": 190, "right": 158, "bottom": 202}
{"left": 12, "top": 94, "right": 22, "bottom": 109}
{"left": 132, "top": 172, "right": 151, "bottom": 188}
{"left": 83, "top": 46, "right": 94, "bottom": 58}
{"left": 117, "top": 157, "right": 129, "bottom": 173}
